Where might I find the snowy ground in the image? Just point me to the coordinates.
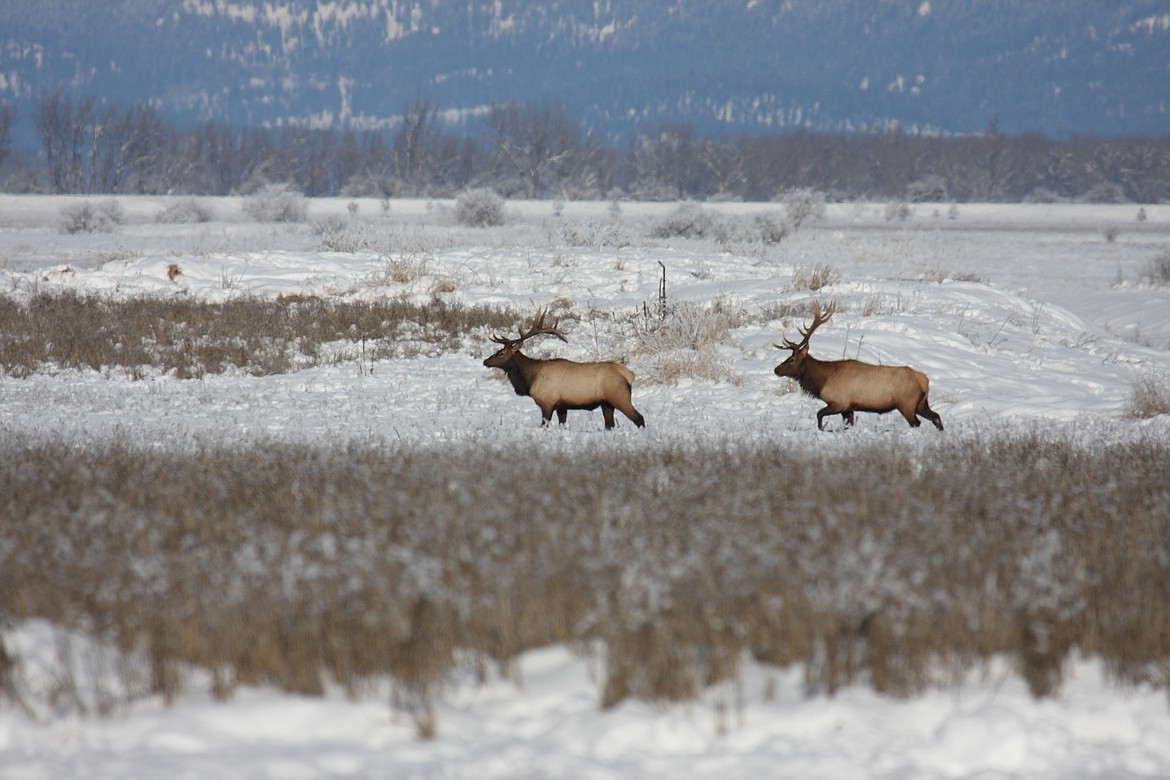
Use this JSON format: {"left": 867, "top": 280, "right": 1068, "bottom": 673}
{"left": 2, "top": 194, "right": 1169, "bottom": 778}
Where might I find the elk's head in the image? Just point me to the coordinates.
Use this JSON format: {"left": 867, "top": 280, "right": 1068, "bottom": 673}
{"left": 773, "top": 301, "right": 834, "bottom": 378}
{"left": 483, "top": 309, "right": 568, "bottom": 369}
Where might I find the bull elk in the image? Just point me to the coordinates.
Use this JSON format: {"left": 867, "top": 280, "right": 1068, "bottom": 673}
{"left": 773, "top": 301, "right": 943, "bottom": 431}
{"left": 483, "top": 310, "right": 646, "bottom": 429}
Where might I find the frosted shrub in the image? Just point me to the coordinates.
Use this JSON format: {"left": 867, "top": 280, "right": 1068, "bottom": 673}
{"left": 155, "top": 198, "right": 213, "bottom": 224}
{"left": 633, "top": 300, "right": 742, "bottom": 384}
{"left": 651, "top": 203, "right": 730, "bottom": 241}
{"left": 884, "top": 201, "right": 912, "bottom": 221}
{"left": 243, "top": 183, "right": 308, "bottom": 223}
{"left": 1140, "top": 250, "right": 1170, "bottom": 286}
{"left": 313, "top": 217, "right": 379, "bottom": 253}
{"left": 906, "top": 175, "right": 949, "bottom": 203}
{"left": 791, "top": 263, "right": 840, "bottom": 291}
{"left": 1081, "top": 181, "right": 1127, "bottom": 204}
{"left": 455, "top": 188, "right": 506, "bottom": 227}
{"left": 1025, "top": 188, "right": 1064, "bottom": 204}
{"left": 558, "top": 219, "right": 629, "bottom": 249}
{"left": 1127, "top": 372, "right": 1170, "bottom": 418}
{"left": 753, "top": 211, "right": 790, "bottom": 244}
{"left": 340, "top": 172, "right": 392, "bottom": 198}
{"left": 780, "top": 187, "right": 827, "bottom": 230}
{"left": 58, "top": 200, "right": 123, "bottom": 234}
{"left": 644, "top": 300, "right": 739, "bottom": 351}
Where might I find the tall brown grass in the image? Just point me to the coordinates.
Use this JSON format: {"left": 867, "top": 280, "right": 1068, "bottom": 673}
{"left": 2, "top": 430, "right": 1167, "bottom": 734}
{"left": 0, "top": 292, "right": 518, "bottom": 378}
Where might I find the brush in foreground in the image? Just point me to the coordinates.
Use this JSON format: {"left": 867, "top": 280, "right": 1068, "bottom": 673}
{"left": 774, "top": 301, "right": 943, "bottom": 431}
{"left": 483, "top": 310, "right": 645, "bottom": 429}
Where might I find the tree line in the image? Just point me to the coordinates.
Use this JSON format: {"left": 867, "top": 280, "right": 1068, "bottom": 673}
{"left": 2, "top": 92, "right": 1168, "bottom": 203}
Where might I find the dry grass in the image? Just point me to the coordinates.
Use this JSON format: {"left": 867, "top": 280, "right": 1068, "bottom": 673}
{"left": 791, "top": 263, "right": 840, "bottom": 291}
{"left": 1127, "top": 372, "right": 1170, "bottom": 419}
{"left": 0, "top": 292, "right": 518, "bottom": 378}
{"left": 2, "top": 431, "right": 1168, "bottom": 731}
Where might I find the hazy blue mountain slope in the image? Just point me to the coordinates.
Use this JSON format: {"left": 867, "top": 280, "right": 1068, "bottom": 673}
{"left": 2, "top": 0, "right": 1167, "bottom": 139}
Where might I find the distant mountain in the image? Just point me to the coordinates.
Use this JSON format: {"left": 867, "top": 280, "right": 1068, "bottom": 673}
{"left": 2, "top": 0, "right": 1168, "bottom": 141}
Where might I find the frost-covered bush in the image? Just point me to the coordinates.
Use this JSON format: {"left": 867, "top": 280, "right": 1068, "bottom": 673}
{"left": 779, "top": 187, "right": 827, "bottom": 229}
{"left": 636, "top": 300, "right": 740, "bottom": 353}
{"left": 1081, "top": 181, "right": 1128, "bottom": 204}
{"left": 58, "top": 200, "right": 123, "bottom": 234}
{"left": 1140, "top": 250, "right": 1170, "bottom": 286}
{"left": 1127, "top": 372, "right": 1170, "bottom": 419}
{"left": 906, "top": 175, "right": 949, "bottom": 203}
{"left": 312, "top": 216, "right": 384, "bottom": 253}
{"left": 340, "top": 172, "right": 392, "bottom": 198}
{"left": 884, "top": 201, "right": 913, "bottom": 221}
{"left": 1025, "top": 188, "right": 1066, "bottom": 204}
{"left": 155, "top": 198, "right": 213, "bottom": 224}
{"left": 243, "top": 183, "right": 308, "bottom": 223}
{"left": 632, "top": 300, "right": 743, "bottom": 385}
{"left": 455, "top": 188, "right": 506, "bottom": 227}
{"left": 558, "top": 219, "right": 629, "bottom": 249}
{"left": 752, "top": 211, "right": 790, "bottom": 244}
{"left": 651, "top": 206, "right": 791, "bottom": 245}
{"left": 651, "top": 203, "right": 731, "bottom": 241}
{"left": 791, "top": 263, "right": 840, "bottom": 291}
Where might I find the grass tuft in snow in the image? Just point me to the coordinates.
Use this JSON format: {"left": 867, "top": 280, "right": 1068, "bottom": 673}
{"left": 1140, "top": 250, "right": 1170, "bottom": 287}
{"left": 1126, "top": 372, "right": 1170, "bottom": 418}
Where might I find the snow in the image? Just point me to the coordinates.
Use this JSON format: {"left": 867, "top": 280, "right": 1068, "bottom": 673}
{"left": 2, "top": 194, "right": 1170, "bottom": 778}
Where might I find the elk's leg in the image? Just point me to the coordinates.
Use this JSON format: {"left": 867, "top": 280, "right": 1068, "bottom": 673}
{"left": 601, "top": 403, "right": 616, "bottom": 429}
{"left": 817, "top": 403, "right": 847, "bottom": 430}
{"left": 539, "top": 402, "right": 555, "bottom": 426}
{"left": 917, "top": 399, "right": 944, "bottom": 431}
{"left": 842, "top": 410, "right": 855, "bottom": 427}
{"left": 615, "top": 400, "right": 646, "bottom": 428}
{"left": 556, "top": 407, "right": 568, "bottom": 425}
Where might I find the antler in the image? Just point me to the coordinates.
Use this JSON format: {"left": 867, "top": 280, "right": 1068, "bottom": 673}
{"left": 773, "top": 300, "right": 835, "bottom": 351}
{"left": 490, "top": 308, "right": 568, "bottom": 346}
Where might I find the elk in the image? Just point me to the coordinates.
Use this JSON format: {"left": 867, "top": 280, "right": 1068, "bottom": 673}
{"left": 483, "top": 310, "right": 645, "bottom": 429}
{"left": 773, "top": 301, "right": 943, "bottom": 431}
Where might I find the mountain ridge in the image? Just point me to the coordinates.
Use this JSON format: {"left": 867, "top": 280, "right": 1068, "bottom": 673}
{"left": 2, "top": 1, "right": 1167, "bottom": 140}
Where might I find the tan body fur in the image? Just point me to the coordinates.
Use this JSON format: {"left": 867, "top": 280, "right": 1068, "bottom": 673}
{"left": 774, "top": 302, "right": 943, "bottom": 431}
{"left": 780, "top": 355, "right": 941, "bottom": 430}
{"left": 484, "top": 312, "right": 644, "bottom": 429}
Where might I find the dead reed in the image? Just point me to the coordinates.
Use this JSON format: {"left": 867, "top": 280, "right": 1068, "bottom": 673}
{"left": 0, "top": 292, "right": 518, "bottom": 378}
{"left": 1, "top": 430, "right": 1167, "bottom": 733}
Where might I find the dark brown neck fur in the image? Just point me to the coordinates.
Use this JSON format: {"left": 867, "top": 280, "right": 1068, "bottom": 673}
{"left": 795, "top": 355, "right": 837, "bottom": 400}
{"left": 502, "top": 352, "right": 538, "bottom": 397}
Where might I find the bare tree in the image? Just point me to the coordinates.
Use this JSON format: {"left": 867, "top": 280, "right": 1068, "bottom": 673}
{"left": 696, "top": 137, "right": 747, "bottom": 198}
{"left": 392, "top": 94, "right": 442, "bottom": 194}
{"left": 0, "top": 105, "right": 13, "bottom": 174}
{"left": 36, "top": 89, "right": 91, "bottom": 193}
{"left": 633, "top": 124, "right": 700, "bottom": 200}
{"left": 486, "top": 102, "right": 578, "bottom": 199}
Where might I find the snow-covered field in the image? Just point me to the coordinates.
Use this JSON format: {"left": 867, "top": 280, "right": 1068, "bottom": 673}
{"left": 2, "top": 194, "right": 1169, "bottom": 779}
